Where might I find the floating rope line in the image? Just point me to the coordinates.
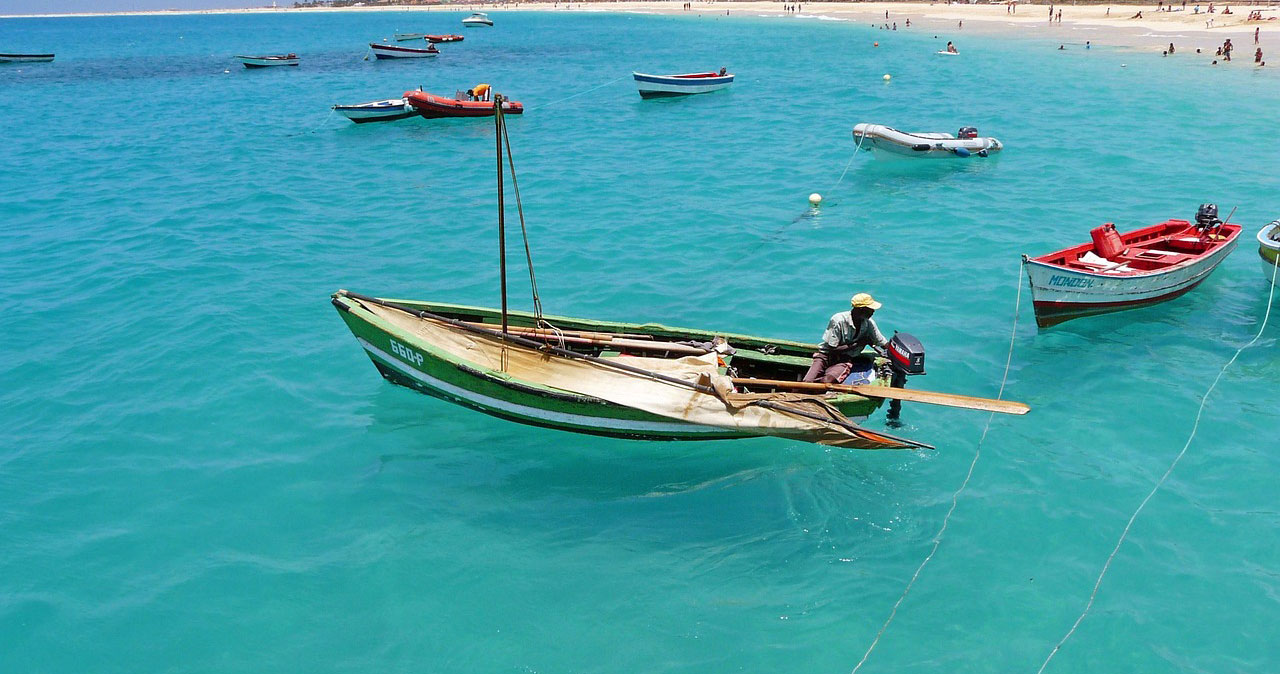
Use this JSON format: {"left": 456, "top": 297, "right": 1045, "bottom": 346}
{"left": 851, "top": 258, "right": 1025, "bottom": 674}
{"left": 286, "top": 108, "right": 337, "bottom": 137}
{"left": 739, "top": 148, "right": 860, "bottom": 260}
{"left": 1036, "top": 256, "right": 1278, "bottom": 674}
{"left": 526, "top": 75, "right": 628, "bottom": 112}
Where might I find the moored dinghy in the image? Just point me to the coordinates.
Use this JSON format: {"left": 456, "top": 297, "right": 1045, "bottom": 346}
{"left": 852, "top": 123, "right": 1002, "bottom": 158}
{"left": 0, "top": 53, "right": 55, "bottom": 63}
{"left": 394, "top": 33, "right": 428, "bottom": 41}
{"left": 1258, "top": 220, "right": 1280, "bottom": 286}
{"left": 426, "top": 34, "right": 465, "bottom": 43}
{"left": 1024, "top": 204, "right": 1242, "bottom": 327}
{"left": 369, "top": 42, "right": 439, "bottom": 59}
{"left": 332, "top": 96, "right": 418, "bottom": 124}
{"left": 633, "top": 70, "right": 734, "bottom": 98}
{"left": 235, "top": 53, "right": 299, "bottom": 68}
{"left": 405, "top": 86, "right": 523, "bottom": 118}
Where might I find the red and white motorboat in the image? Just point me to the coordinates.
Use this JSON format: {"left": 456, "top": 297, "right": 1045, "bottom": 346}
{"left": 369, "top": 42, "right": 439, "bottom": 59}
{"left": 426, "top": 34, "right": 465, "bottom": 43}
{"left": 1023, "top": 204, "right": 1242, "bottom": 328}
{"left": 405, "top": 88, "right": 523, "bottom": 118}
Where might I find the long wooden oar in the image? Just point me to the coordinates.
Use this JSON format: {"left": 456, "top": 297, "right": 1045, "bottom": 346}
{"left": 731, "top": 378, "right": 1030, "bottom": 416}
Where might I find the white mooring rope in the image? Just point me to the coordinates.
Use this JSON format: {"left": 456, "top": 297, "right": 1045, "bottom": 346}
{"left": 850, "top": 259, "right": 1026, "bottom": 674}
{"left": 1037, "top": 255, "right": 1278, "bottom": 673}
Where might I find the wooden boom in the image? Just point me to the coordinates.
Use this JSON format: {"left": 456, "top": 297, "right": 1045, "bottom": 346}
{"left": 732, "top": 378, "right": 1030, "bottom": 415}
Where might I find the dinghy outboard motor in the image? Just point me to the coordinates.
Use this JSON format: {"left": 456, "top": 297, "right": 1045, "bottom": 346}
{"left": 957, "top": 126, "right": 979, "bottom": 139}
{"left": 1195, "top": 203, "right": 1221, "bottom": 231}
{"left": 881, "top": 332, "right": 924, "bottom": 423}
{"left": 887, "top": 332, "right": 925, "bottom": 376}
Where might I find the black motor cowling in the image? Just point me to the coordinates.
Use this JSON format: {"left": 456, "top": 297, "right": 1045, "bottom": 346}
{"left": 1195, "top": 203, "right": 1220, "bottom": 229}
{"left": 957, "top": 126, "right": 978, "bottom": 139}
{"left": 887, "top": 332, "right": 925, "bottom": 375}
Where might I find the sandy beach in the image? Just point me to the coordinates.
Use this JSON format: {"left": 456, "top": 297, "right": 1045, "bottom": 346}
{"left": 7, "top": 1, "right": 1278, "bottom": 62}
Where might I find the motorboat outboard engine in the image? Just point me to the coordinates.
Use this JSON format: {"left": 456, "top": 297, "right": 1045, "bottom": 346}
{"left": 957, "top": 126, "right": 978, "bottom": 139}
{"left": 887, "top": 332, "right": 925, "bottom": 376}
{"left": 1195, "top": 203, "right": 1221, "bottom": 231}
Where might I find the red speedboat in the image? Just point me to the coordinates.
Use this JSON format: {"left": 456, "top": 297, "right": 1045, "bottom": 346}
{"left": 405, "top": 89, "right": 524, "bottom": 118}
{"left": 426, "top": 34, "right": 465, "bottom": 43}
{"left": 1023, "top": 204, "right": 1242, "bottom": 327}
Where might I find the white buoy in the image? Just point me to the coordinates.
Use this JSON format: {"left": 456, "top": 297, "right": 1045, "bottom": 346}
{"left": 809, "top": 193, "right": 822, "bottom": 206}
{"left": 883, "top": 73, "right": 892, "bottom": 81}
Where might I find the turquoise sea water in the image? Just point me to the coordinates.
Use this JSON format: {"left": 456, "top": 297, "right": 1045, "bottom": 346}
{"left": 3, "top": 10, "right": 1278, "bottom": 673}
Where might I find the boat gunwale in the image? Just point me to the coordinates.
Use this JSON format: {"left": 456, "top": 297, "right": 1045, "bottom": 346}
{"left": 1026, "top": 221, "right": 1243, "bottom": 279}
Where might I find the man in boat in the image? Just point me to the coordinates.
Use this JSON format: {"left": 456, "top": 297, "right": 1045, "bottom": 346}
{"left": 803, "top": 293, "right": 907, "bottom": 422}
{"left": 469, "top": 83, "right": 491, "bottom": 102}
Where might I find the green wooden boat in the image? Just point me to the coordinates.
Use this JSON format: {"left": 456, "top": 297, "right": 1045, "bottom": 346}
{"left": 327, "top": 98, "right": 966, "bottom": 450}
{"left": 331, "top": 290, "right": 921, "bottom": 448}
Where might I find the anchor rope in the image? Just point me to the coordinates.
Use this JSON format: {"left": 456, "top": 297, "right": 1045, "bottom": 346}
{"left": 1036, "top": 252, "right": 1278, "bottom": 674}
{"left": 740, "top": 147, "right": 860, "bottom": 260}
{"left": 526, "top": 75, "right": 628, "bottom": 112}
{"left": 851, "top": 258, "right": 1025, "bottom": 674}
{"left": 287, "top": 108, "right": 337, "bottom": 137}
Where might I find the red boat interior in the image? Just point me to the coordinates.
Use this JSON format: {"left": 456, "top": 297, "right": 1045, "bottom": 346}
{"left": 675, "top": 72, "right": 724, "bottom": 79}
{"left": 1032, "top": 219, "right": 1242, "bottom": 275}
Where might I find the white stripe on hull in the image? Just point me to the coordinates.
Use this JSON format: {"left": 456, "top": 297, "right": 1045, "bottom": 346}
{"left": 636, "top": 81, "right": 733, "bottom": 96}
{"left": 1026, "top": 238, "right": 1238, "bottom": 306}
{"left": 356, "top": 338, "right": 736, "bottom": 435}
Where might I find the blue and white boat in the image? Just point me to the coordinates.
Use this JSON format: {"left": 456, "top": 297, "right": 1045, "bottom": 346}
{"left": 0, "top": 53, "right": 55, "bottom": 63}
{"left": 332, "top": 97, "right": 418, "bottom": 124}
{"left": 235, "top": 54, "right": 299, "bottom": 68}
{"left": 632, "top": 70, "right": 734, "bottom": 99}
{"left": 462, "top": 12, "right": 494, "bottom": 27}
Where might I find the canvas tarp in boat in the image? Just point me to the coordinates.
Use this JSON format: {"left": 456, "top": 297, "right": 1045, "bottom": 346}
{"left": 362, "top": 301, "right": 918, "bottom": 449}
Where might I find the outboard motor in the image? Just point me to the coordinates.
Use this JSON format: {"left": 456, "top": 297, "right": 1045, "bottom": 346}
{"left": 1195, "top": 203, "right": 1221, "bottom": 231}
{"left": 887, "top": 332, "right": 925, "bottom": 376}
{"left": 957, "top": 126, "right": 979, "bottom": 139}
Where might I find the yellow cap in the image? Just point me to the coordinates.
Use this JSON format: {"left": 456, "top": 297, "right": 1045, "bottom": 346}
{"left": 851, "top": 293, "right": 882, "bottom": 311}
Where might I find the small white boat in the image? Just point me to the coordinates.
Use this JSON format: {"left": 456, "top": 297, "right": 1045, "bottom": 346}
{"left": 394, "top": 33, "right": 428, "bottom": 42}
{"left": 633, "top": 71, "right": 734, "bottom": 99}
{"left": 1258, "top": 220, "right": 1280, "bottom": 286}
{"left": 333, "top": 97, "right": 418, "bottom": 124}
{"left": 235, "top": 53, "right": 299, "bottom": 68}
{"left": 852, "top": 123, "right": 1002, "bottom": 159}
{"left": 369, "top": 42, "right": 439, "bottom": 59}
{"left": 462, "top": 12, "right": 494, "bottom": 27}
{"left": 0, "top": 53, "right": 55, "bottom": 63}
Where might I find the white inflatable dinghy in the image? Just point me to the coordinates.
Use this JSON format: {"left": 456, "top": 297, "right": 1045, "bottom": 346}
{"left": 852, "top": 123, "right": 1003, "bottom": 159}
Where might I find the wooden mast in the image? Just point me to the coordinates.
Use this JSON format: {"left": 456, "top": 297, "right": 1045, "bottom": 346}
{"left": 495, "top": 95, "right": 508, "bottom": 337}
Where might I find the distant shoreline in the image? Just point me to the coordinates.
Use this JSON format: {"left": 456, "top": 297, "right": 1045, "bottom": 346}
{"left": 6, "top": 1, "right": 1274, "bottom": 65}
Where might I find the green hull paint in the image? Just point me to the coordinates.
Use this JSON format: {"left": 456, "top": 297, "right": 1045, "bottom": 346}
{"left": 332, "top": 292, "right": 887, "bottom": 441}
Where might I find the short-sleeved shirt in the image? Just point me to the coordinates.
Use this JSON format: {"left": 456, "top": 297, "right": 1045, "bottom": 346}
{"left": 819, "top": 311, "right": 888, "bottom": 353}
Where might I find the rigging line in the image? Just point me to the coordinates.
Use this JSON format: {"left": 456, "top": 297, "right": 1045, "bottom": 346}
{"left": 1036, "top": 255, "right": 1278, "bottom": 674}
{"left": 286, "top": 108, "right": 337, "bottom": 137}
{"left": 500, "top": 103, "right": 544, "bottom": 322}
{"left": 851, "top": 258, "right": 1025, "bottom": 674}
{"left": 526, "top": 75, "right": 629, "bottom": 112}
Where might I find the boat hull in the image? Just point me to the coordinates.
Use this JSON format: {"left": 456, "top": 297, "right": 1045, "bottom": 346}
{"left": 1259, "top": 223, "right": 1280, "bottom": 287}
{"left": 0, "top": 53, "right": 55, "bottom": 63}
{"left": 370, "top": 44, "right": 438, "bottom": 59}
{"left": 1026, "top": 230, "right": 1240, "bottom": 328}
{"left": 405, "top": 91, "right": 523, "bottom": 118}
{"left": 333, "top": 99, "right": 418, "bottom": 123}
{"left": 633, "top": 72, "right": 734, "bottom": 98}
{"left": 426, "top": 35, "right": 465, "bottom": 43}
{"left": 394, "top": 33, "right": 427, "bottom": 41}
{"left": 331, "top": 294, "right": 887, "bottom": 441}
{"left": 236, "top": 55, "right": 299, "bottom": 68}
